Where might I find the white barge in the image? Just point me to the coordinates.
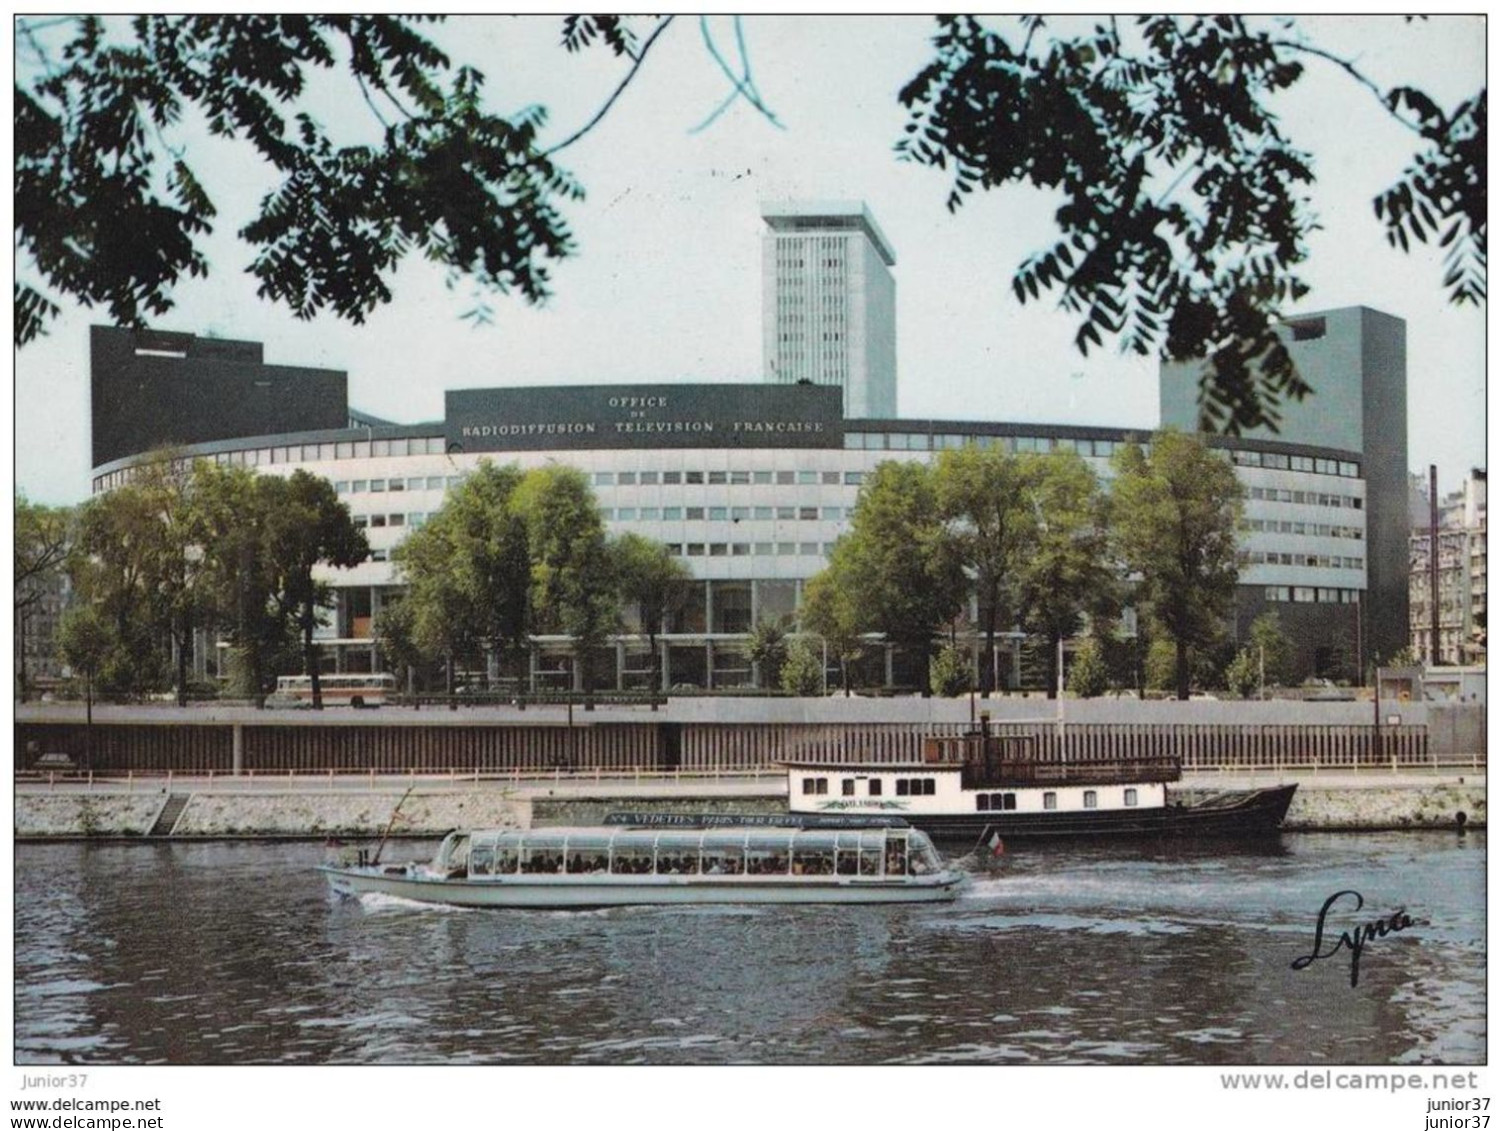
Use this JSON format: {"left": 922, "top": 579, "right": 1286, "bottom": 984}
{"left": 319, "top": 815, "right": 966, "bottom": 907}
{"left": 786, "top": 729, "right": 1296, "bottom": 842}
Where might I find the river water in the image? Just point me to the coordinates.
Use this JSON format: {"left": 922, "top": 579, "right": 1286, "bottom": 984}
{"left": 13, "top": 831, "right": 1484, "bottom": 1065}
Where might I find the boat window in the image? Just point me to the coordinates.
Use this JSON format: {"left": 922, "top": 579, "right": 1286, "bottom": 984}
{"left": 815, "top": 778, "right": 828, "bottom": 795}
{"left": 565, "top": 836, "right": 611, "bottom": 874}
{"left": 907, "top": 833, "right": 942, "bottom": 876}
{"left": 791, "top": 847, "right": 835, "bottom": 876}
{"left": 701, "top": 844, "right": 745, "bottom": 875}
{"left": 1124, "top": 788, "right": 1138, "bottom": 807}
{"left": 896, "top": 779, "right": 909, "bottom": 796}
{"left": 745, "top": 835, "right": 791, "bottom": 876}
{"left": 1043, "top": 792, "right": 1057, "bottom": 811}
{"left": 859, "top": 847, "right": 883, "bottom": 875}
{"left": 842, "top": 779, "right": 856, "bottom": 796}
{"left": 655, "top": 834, "right": 703, "bottom": 875}
{"left": 884, "top": 838, "right": 908, "bottom": 877}
{"left": 801, "top": 778, "right": 816, "bottom": 795}
{"left": 610, "top": 845, "right": 655, "bottom": 875}
{"left": 1084, "top": 790, "right": 1098, "bottom": 809}
{"left": 867, "top": 779, "right": 882, "bottom": 796}
{"left": 1001, "top": 793, "right": 1017, "bottom": 811}
{"left": 922, "top": 779, "right": 936, "bottom": 796}
{"left": 975, "top": 792, "right": 990, "bottom": 811}
{"left": 469, "top": 844, "right": 495, "bottom": 876}
{"left": 801, "top": 777, "right": 829, "bottom": 795}
{"left": 520, "top": 837, "right": 567, "bottom": 874}
{"left": 494, "top": 845, "right": 520, "bottom": 873}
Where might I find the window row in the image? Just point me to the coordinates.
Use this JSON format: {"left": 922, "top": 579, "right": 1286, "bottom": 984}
{"left": 593, "top": 470, "right": 864, "bottom": 487}
{"left": 350, "top": 513, "right": 428, "bottom": 530}
{"left": 1247, "top": 487, "right": 1363, "bottom": 508}
{"left": 1232, "top": 450, "right": 1359, "bottom": 477}
{"left": 214, "top": 436, "right": 447, "bottom": 468}
{"left": 336, "top": 475, "right": 460, "bottom": 495}
{"left": 975, "top": 789, "right": 1135, "bottom": 811}
{"left": 1246, "top": 552, "right": 1364, "bottom": 570}
{"left": 1264, "top": 586, "right": 1362, "bottom": 604}
{"left": 1246, "top": 520, "right": 1363, "bottom": 539}
{"left": 844, "top": 432, "right": 1128, "bottom": 457}
{"left": 667, "top": 542, "right": 837, "bottom": 558}
{"left": 600, "top": 505, "right": 852, "bottom": 522}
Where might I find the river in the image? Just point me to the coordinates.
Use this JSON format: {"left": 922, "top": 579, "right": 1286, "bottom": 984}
{"left": 13, "top": 831, "right": 1484, "bottom": 1065}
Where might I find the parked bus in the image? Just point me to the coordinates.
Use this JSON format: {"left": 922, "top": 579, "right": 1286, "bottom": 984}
{"left": 272, "top": 673, "right": 397, "bottom": 707}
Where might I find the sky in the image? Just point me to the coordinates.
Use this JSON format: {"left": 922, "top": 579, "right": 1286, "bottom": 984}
{"left": 12, "top": 14, "right": 1489, "bottom": 506}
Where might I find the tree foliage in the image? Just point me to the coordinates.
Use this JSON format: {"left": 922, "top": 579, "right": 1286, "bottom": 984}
{"left": 16, "top": 495, "right": 73, "bottom": 700}
{"left": 392, "top": 461, "right": 531, "bottom": 687}
{"left": 611, "top": 531, "right": 693, "bottom": 691}
{"left": 14, "top": 15, "right": 600, "bottom": 346}
{"left": 1110, "top": 430, "right": 1244, "bottom": 699}
{"left": 800, "top": 568, "right": 865, "bottom": 696}
{"left": 263, "top": 470, "right": 370, "bottom": 707}
{"left": 899, "top": 15, "right": 1485, "bottom": 433}
{"left": 933, "top": 444, "right": 1036, "bottom": 694}
{"left": 929, "top": 643, "right": 972, "bottom": 698}
{"left": 820, "top": 462, "right": 967, "bottom": 691}
{"left": 746, "top": 618, "right": 790, "bottom": 689}
{"left": 1067, "top": 637, "right": 1110, "bottom": 699}
{"left": 515, "top": 465, "right": 617, "bottom": 690}
{"left": 1014, "top": 449, "right": 1116, "bottom": 698}
{"left": 779, "top": 637, "right": 824, "bottom": 697}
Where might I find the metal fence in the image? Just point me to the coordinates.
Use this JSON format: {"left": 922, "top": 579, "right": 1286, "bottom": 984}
{"left": 16, "top": 718, "right": 1445, "bottom": 776}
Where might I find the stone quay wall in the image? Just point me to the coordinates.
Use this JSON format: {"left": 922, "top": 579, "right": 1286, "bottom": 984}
{"left": 14, "top": 778, "right": 1484, "bottom": 839}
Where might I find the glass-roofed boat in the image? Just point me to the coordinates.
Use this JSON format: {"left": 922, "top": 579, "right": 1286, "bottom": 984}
{"left": 318, "top": 815, "right": 966, "bottom": 908}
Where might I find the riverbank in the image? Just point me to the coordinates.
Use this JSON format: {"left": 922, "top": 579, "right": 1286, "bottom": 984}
{"left": 12, "top": 771, "right": 1484, "bottom": 839}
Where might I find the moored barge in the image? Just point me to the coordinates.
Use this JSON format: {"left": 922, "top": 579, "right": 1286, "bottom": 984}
{"left": 785, "top": 728, "right": 1296, "bottom": 842}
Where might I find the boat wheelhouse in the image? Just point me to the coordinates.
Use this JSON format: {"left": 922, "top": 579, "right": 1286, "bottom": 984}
{"left": 319, "top": 816, "right": 966, "bottom": 907}
{"left": 786, "top": 730, "right": 1296, "bottom": 841}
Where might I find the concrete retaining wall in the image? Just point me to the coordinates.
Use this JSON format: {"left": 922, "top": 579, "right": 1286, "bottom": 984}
{"left": 15, "top": 780, "right": 1484, "bottom": 837}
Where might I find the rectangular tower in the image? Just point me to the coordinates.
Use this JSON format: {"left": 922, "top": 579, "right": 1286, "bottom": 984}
{"left": 761, "top": 201, "right": 897, "bottom": 418}
{"left": 1160, "top": 306, "right": 1410, "bottom": 665}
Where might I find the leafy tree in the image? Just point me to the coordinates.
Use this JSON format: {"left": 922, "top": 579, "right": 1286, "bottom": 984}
{"left": 820, "top": 462, "right": 966, "bottom": 694}
{"left": 929, "top": 643, "right": 972, "bottom": 697}
{"left": 69, "top": 480, "right": 172, "bottom": 698}
{"left": 1224, "top": 648, "right": 1260, "bottom": 699}
{"left": 13, "top": 15, "right": 645, "bottom": 345}
{"left": 394, "top": 461, "right": 532, "bottom": 692}
{"left": 1110, "top": 430, "right": 1244, "bottom": 699}
{"left": 372, "top": 596, "right": 422, "bottom": 697}
{"left": 1142, "top": 639, "right": 1176, "bottom": 694}
{"left": 1246, "top": 610, "right": 1295, "bottom": 689}
{"left": 800, "top": 568, "right": 865, "bottom": 696}
{"left": 1015, "top": 449, "right": 1116, "bottom": 699}
{"left": 263, "top": 471, "right": 370, "bottom": 708}
{"left": 899, "top": 15, "right": 1485, "bottom": 432}
{"left": 1067, "top": 637, "right": 1110, "bottom": 699}
{"left": 57, "top": 604, "right": 114, "bottom": 765}
{"left": 746, "top": 618, "right": 790, "bottom": 690}
{"left": 516, "top": 465, "right": 617, "bottom": 692}
{"left": 125, "top": 451, "right": 212, "bottom": 707}
{"left": 779, "top": 637, "right": 824, "bottom": 697}
{"left": 933, "top": 444, "right": 1036, "bottom": 694}
{"left": 16, "top": 495, "right": 73, "bottom": 701}
{"left": 191, "top": 462, "right": 293, "bottom": 704}
{"left": 610, "top": 533, "right": 693, "bottom": 692}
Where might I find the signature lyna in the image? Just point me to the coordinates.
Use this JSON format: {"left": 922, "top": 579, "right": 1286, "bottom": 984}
{"left": 1291, "top": 890, "right": 1420, "bottom": 988}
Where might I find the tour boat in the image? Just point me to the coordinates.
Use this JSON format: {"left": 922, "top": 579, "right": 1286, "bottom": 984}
{"left": 785, "top": 730, "right": 1297, "bottom": 842}
{"left": 318, "top": 815, "right": 967, "bottom": 908}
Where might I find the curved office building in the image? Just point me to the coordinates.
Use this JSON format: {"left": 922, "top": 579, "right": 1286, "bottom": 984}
{"left": 88, "top": 207, "right": 1409, "bottom": 691}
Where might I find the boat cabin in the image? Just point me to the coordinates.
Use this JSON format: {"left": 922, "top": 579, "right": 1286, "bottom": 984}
{"left": 430, "top": 824, "right": 945, "bottom": 882}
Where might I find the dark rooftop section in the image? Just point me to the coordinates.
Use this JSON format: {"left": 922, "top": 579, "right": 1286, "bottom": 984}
{"left": 90, "top": 326, "right": 349, "bottom": 468}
